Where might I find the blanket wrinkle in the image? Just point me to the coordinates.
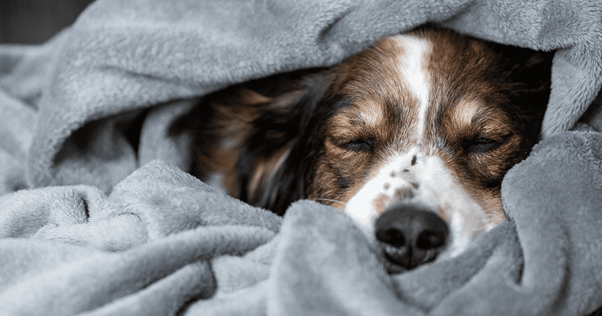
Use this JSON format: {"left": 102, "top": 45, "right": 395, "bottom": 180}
{"left": 78, "top": 261, "right": 216, "bottom": 316}
{"left": 0, "top": 185, "right": 101, "bottom": 239}
{"left": 106, "top": 160, "right": 281, "bottom": 240}
{"left": 0, "top": 88, "right": 37, "bottom": 194}
{"left": 501, "top": 131, "right": 602, "bottom": 315}
{"left": 1, "top": 0, "right": 602, "bottom": 315}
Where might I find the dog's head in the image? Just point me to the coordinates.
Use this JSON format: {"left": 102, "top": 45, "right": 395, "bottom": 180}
{"left": 198, "top": 26, "right": 552, "bottom": 272}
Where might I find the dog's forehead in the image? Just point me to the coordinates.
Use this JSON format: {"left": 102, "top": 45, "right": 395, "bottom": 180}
{"left": 332, "top": 33, "right": 434, "bottom": 145}
{"left": 341, "top": 33, "right": 432, "bottom": 99}
{"left": 334, "top": 30, "right": 504, "bottom": 143}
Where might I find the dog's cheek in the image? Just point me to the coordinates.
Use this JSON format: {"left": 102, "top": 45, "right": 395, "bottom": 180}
{"left": 466, "top": 134, "right": 524, "bottom": 189}
{"left": 306, "top": 155, "right": 347, "bottom": 203}
{"left": 307, "top": 150, "right": 372, "bottom": 207}
{"left": 438, "top": 135, "right": 522, "bottom": 224}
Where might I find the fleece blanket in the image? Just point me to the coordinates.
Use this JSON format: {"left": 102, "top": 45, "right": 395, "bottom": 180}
{"left": 1, "top": 0, "right": 602, "bottom": 315}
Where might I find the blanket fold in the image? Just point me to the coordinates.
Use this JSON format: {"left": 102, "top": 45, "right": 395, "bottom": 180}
{"left": 1, "top": 0, "right": 602, "bottom": 315}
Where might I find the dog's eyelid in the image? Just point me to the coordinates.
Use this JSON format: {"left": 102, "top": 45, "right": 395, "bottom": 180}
{"left": 474, "top": 136, "right": 501, "bottom": 144}
{"left": 475, "top": 131, "right": 513, "bottom": 144}
{"left": 344, "top": 137, "right": 375, "bottom": 152}
{"left": 464, "top": 136, "right": 504, "bottom": 154}
{"left": 352, "top": 137, "right": 375, "bottom": 145}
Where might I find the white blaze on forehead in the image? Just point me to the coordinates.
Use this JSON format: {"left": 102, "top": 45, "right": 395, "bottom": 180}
{"left": 390, "top": 35, "right": 431, "bottom": 141}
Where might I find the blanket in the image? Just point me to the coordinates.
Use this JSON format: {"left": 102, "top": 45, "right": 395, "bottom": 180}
{"left": 1, "top": 0, "right": 602, "bottom": 315}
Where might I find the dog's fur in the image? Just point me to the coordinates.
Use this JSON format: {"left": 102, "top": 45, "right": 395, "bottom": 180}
{"left": 188, "top": 25, "right": 552, "bottom": 271}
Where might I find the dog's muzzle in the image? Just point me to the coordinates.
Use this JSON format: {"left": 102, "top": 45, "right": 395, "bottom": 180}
{"left": 375, "top": 203, "right": 449, "bottom": 273}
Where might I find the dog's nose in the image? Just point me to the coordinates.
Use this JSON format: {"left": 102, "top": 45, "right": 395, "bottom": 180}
{"left": 374, "top": 204, "right": 448, "bottom": 271}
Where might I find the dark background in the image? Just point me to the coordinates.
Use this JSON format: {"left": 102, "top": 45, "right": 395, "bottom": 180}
{"left": 0, "top": 0, "right": 95, "bottom": 44}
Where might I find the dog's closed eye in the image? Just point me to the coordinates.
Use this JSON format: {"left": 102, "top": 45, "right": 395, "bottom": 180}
{"left": 344, "top": 138, "right": 375, "bottom": 153}
{"left": 464, "top": 137, "right": 503, "bottom": 154}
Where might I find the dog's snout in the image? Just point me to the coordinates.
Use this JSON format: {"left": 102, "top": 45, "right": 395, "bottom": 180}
{"left": 375, "top": 204, "right": 448, "bottom": 271}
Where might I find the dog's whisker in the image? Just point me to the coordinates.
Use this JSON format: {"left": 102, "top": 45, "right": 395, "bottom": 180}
{"left": 481, "top": 205, "right": 507, "bottom": 229}
{"left": 312, "top": 198, "right": 347, "bottom": 207}
{"left": 511, "top": 108, "right": 525, "bottom": 128}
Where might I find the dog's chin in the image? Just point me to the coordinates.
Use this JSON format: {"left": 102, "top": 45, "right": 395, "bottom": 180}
{"left": 382, "top": 259, "right": 409, "bottom": 274}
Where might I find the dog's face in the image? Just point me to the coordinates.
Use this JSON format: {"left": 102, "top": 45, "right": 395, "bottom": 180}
{"left": 305, "top": 30, "right": 546, "bottom": 268}
{"left": 194, "top": 26, "right": 551, "bottom": 273}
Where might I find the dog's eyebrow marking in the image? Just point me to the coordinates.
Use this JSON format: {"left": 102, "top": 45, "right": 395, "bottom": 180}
{"left": 353, "top": 99, "right": 384, "bottom": 127}
{"left": 449, "top": 98, "right": 488, "bottom": 128}
{"left": 458, "top": 99, "right": 483, "bottom": 126}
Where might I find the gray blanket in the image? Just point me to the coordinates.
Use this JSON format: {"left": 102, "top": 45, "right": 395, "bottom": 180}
{"left": 1, "top": 0, "right": 602, "bottom": 315}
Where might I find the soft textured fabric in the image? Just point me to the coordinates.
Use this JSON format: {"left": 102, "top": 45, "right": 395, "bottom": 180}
{"left": 1, "top": 0, "right": 601, "bottom": 315}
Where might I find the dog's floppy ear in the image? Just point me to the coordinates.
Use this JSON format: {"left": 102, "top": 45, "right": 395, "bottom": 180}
{"left": 236, "top": 69, "right": 333, "bottom": 215}
{"left": 489, "top": 43, "right": 554, "bottom": 140}
{"left": 494, "top": 45, "right": 554, "bottom": 95}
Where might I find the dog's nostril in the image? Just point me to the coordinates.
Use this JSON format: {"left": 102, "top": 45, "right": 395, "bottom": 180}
{"left": 379, "top": 228, "right": 406, "bottom": 248}
{"left": 374, "top": 204, "right": 449, "bottom": 271}
{"left": 416, "top": 230, "right": 446, "bottom": 249}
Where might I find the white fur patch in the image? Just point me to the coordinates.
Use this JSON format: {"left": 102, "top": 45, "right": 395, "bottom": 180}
{"left": 344, "top": 152, "right": 488, "bottom": 259}
{"left": 390, "top": 35, "right": 431, "bottom": 141}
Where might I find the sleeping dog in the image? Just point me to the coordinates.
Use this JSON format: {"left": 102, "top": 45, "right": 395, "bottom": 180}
{"left": 190, "top": 25, "right": 552, "bottom": 273}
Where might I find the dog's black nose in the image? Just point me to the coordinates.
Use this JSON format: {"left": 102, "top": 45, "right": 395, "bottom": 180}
{"left": 375, "top": 204, "right": 449, "bottom": 271}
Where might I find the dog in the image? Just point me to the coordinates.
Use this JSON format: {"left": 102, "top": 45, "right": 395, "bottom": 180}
{"left": 189, "top": 25, "right": 552, "bottom": 273}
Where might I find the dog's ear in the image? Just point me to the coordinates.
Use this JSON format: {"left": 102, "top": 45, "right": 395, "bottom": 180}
{"left": 488, "top": 43, "right": 554, "bottom": 140}
{"left": 236, "top": 69, "right": 333, "bottom": 215}
{"left": 494, "top": 45, "right": 554, "bottom": 95}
